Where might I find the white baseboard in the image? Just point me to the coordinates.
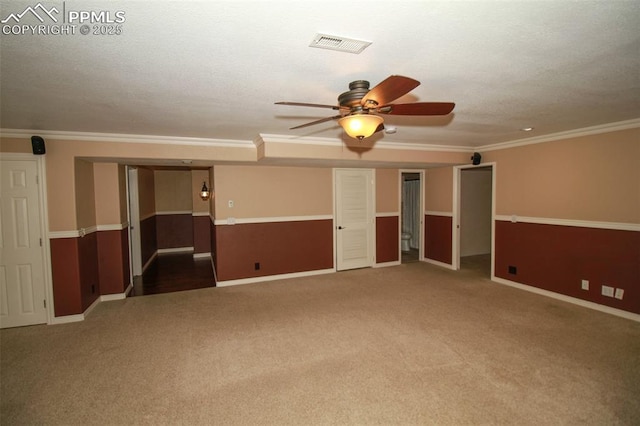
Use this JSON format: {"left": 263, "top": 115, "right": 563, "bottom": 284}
{"left": 375, "top": 260, "right": 401, "bottom": 268}
{"left": 50, "top": 283, "right": 134, "bottom": 325}
{"left": 84, "top": 296, "right": 101, "bottom": 316}
{"left": 100, "top": 288, "right": 129, "bottom": 301}
{"left": 211, "top": 257, "right": 218, "bottom": 283}
{"left": 492, "top": 276, "right": 640, "bottom": 323}
{"left": 142, "top": 251, "right": 157, "bottom": 273}
{"left": 50, "top": 295, "right": 100, "bottom": 325}
{"left": 424, "top": 258, "right": 456, "bottom": 270}
{"left": 50, "top": 313, "right": 85, "bottom": 325}
{"left": 157, "top": 247, "right": 194, "bottom": 254}
{"left": 216, "top": 268, "right": 335, "bottom": 287}
{"left": 193, "top": 252, "right": 211, "bottom": 259}
{"left": 142, "top": 248, "right": 194, "bottom": 273}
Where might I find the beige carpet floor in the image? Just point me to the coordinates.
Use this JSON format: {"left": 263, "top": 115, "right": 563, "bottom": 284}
{"left": 1, "top": 262, "right": 639, "bottom": 425}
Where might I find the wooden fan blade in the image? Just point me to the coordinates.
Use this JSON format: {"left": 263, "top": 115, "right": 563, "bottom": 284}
{"left": 290, "top": 114, "right": 342, "bottom": 130}
{"left": 276, "top": 101, "right": 344, "bottom": 110}
{"left": 378, "top": 102, "right": 455, "bottom": 116}
{"left": 360, "top": 75, "right": 420, "bottom": 107}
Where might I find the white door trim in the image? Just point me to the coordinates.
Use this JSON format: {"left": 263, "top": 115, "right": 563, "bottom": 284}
{"left": 0, "top": 152, "right": 54, "bottom": 325}
{"left": 126, "top": 166, "right": 142, "bottom": 277}
{"left": 452, "top": 162, "right": 496, "bottom": 278}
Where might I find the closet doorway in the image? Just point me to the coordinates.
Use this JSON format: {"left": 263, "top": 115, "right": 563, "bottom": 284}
{"left": 454, "top": 164, "right": 494, "bottom": 277}
{"left": 400, "top": 171, "right": 424, "bottom": 263}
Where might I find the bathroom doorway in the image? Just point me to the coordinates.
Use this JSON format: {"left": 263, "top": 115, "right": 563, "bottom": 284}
{"left": 400, "top": 171, "right": 424, "bottom": 263}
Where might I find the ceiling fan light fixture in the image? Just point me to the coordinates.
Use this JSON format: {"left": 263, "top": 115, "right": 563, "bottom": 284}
{"left": 339, "top": 114, "right": 383, "bottom": 140}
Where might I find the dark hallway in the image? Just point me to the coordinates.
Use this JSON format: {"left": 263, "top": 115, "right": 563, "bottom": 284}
{"left": 130, "top": 253, "right": 215, "bottom": 297}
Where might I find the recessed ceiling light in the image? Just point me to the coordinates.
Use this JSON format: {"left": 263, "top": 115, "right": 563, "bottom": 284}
{"left": 520, "top": 127, "right": 534, "bottom": 132}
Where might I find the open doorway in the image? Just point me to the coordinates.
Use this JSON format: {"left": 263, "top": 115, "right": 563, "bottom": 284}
{"left": 454, "top": 164, "right": 494, "bottom": 277}
{"left": 126, "top": 165, "right": 215, "bottom": 296}
{"left": 401, "top": 171, "right": 423, "bottom": 264}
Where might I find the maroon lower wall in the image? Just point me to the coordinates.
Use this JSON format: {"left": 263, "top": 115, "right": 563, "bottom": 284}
{"left": 193, "top": 215, "right": 211, "bottom": 254}
{"left": 156, "top": 213, "right": 193, "bottom": 249}
{"left": 50, "top": 238, "right": 82, "bottom": 316}
{"left": 215, "top": 220, "right": 333, "bottom": 281}
{"left": 78, "top": 233, "right": 100, "bottom": 312}
{"left": 97, "top": 229, "right": 130, "bottom": 295}
{"left": 495, "top": 221, "right": 640, "bottom": 314}
{"left": 51, "top": 228, "right": 131, "bottom": 316}
{"left": 140, "top": 215, "right": 157, "bottom": 267}
{"left": 425, "top": 214, "right": 452, "bottom": 265}
{"left": 210, "top": 217, "right": 217, "bottom": 273}
{"left": 376, "top": 216, "right": 399, "bottom": 263}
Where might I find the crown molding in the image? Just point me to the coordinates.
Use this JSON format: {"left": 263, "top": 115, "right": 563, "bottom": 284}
{"left": 477, "top": 118, "right": 640, "bottom": 152}
{"left": 0, "top": 128, "right": 255, "bottom": 148}
{"left": 257, "top": 134, "right": 343, "bottom": 147}
{"left": 257, "top": 133, "right": 473, "bottom": 152}
{"left": 4, "top": 118, "right": 637, "bottom": 155}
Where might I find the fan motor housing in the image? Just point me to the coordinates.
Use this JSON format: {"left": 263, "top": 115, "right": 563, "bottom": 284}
{"left": 338, "top": 80, "right": 370, "bottom": 107}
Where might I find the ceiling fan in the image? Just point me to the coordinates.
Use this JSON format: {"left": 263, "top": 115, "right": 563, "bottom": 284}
{"left": 275, "top": 75, "right": 455, "bottom": 140}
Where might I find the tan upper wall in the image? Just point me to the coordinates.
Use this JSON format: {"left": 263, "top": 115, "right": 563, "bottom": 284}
{"left": 425, "top": 167, "right": 453, "bottom": 213}
{"left": 484, "top": 127, "right": 640, "bottom": 223}
{"left": 376, "top": 169, "right": 399, "bottom": 213}
{"left": 208, "top": 168, "right": 215, "bottom": 218}
{"left": 74, "top": 160, "right": 96, "bottom": 230}
{"left": 0, "top": 138, "right": 30, "bottom": 153}
{"left": 191, "top": 169, "right": 211, "bottom": 214}
{"left": 118, "top": 164, "right": 128, "bottom": 223}
{"left": 94, "top": 163, "right": 123, "bottom": 226}
{"left": 137, "top": 167, "right": 156, "bottom": 219}
{"left": 214, "top": 165, "right": 333, "bottom": 219}
{"left": 2, "top": 126, "right": 637, "bottom": 230}
{"left": 154, "top": 170, "right": 193, "bottom": 213}
{"left": 0, "top": 136, "right": 256, "bottom": 230}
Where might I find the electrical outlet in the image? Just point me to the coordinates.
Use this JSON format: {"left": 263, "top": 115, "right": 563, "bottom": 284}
{"left": 508, "top": 266, "right": 517, "bottom": 275}
{"left": 228, "top": 200, "right": 234, "bottom": 208}
{"left": 614, "top": 288, "right": 624, "bottom": 300}
{"left": 254, "top": 262, "right": 260, "bottom": 271}
{"left": 581, "top": 280, "right": 589, "bottom": 290}
{"left": 601, "top": 285, "right": 614, "bottom": 297}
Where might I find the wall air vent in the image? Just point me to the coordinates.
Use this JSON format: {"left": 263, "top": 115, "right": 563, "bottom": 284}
{"left": 309, "top": 33, "right": 372, "bottom": 54}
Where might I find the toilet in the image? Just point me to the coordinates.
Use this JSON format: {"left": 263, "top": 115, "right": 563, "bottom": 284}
{"left": 401, "top": 231, "right": 411, "bottom": 252}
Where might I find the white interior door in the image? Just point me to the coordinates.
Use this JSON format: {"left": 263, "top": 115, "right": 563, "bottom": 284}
{"left": 127, "top": 166, "right": 142, "bottom": 276}
{"left": 0, "top": 159, "right": 47, "bottom": 328}
{"left": 335, "top": 169, "right": 374, "bottom": 271}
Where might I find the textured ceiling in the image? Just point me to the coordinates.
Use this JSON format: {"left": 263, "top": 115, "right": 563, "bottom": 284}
{"left": 1, "top": 1, "right": 639, "bottom": 149}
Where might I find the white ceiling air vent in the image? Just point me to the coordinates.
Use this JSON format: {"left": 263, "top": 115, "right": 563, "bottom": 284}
{"left": 309, "top": 33, "right": 372, "bottom": 54}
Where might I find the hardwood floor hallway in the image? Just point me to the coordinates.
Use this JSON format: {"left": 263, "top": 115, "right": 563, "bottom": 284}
{"left": 130, "top": 253, "right": 216, "bottom": 297}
